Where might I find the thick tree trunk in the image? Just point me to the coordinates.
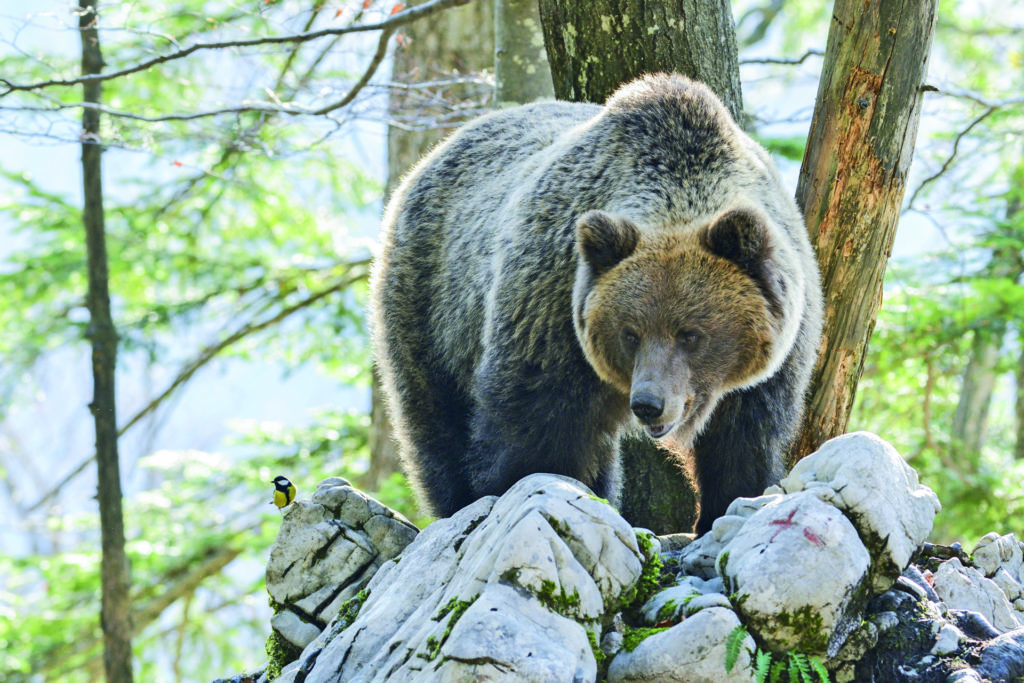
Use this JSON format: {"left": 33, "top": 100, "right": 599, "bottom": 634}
{"left": 539, "top": 0, "right": 742, "bottom": 534}
{"left": 79, "top": 2, "right": 133, "bottom": 681}
{"left": 789, "top": 0, "right": 938, "bottom": 464}
{"left": 368, "top": 0, "right": 496, "bottom": 492}
{"left": 495, "top": 0, "right": 554, "bottom": 106}
{"left": 538, "top": 0, "right": 742, "bottom": 122}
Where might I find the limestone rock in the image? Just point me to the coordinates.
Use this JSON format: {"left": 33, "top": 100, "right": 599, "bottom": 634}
{"left": 607, "top": 607, "right": 755, "bottom": 683}
{"left": 295, "top": 474, "right": 647, "bottom": 682}
{"left": 780, "top": 432, "right": 940, "bottom": 589}
{"left": 719, "top": 491, "right": 871, "bottom": 657}
{"left": 639, "top": 575, "right": 724, "bottom": 625}
{"left": 932, "top": 558, "right": 1022, "bottom": 634}
{"left": 930, "top": 622, "right": 963, "bottom": 656}
{"left": 975, "top": 627, "right": 1024, "bottom": 682}
{"left": 973, "top": 532, "right": 1024, "bottom": 581}
{"left": 265, "top": 478, "right": 419, "bottom": 649}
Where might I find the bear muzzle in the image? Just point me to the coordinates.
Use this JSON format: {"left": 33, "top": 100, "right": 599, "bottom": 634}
{"left": 630, "top": 391, "right": 677, "bottom": 439}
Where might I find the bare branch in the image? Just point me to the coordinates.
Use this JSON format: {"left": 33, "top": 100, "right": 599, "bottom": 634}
{"left": 0, "top": 0, "right": 470, "bottom": 96}
{"left": 25, "top": 260, "right": 370, "bottom": 514}
{"left": 739, "top": 48, "right": 824, "bottom": 66}
{"left": 904, "top": 85, "right": 1024, "bottom": 209}
{"left": 906, "top": 108, "right": 995, "bottom": 209}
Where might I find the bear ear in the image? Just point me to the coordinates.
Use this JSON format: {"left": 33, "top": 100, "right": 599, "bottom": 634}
{"left": 702, "top": 208, "right": 787, "bottom": 315}
{"left": 700, "top": 208, "right": 771, "bottom": 269}
{"left": 577, "top": 211, "right": 640, "bottom": 275}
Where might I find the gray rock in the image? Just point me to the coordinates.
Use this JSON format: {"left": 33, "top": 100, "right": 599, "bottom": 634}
{"left": 265, "top": 479, "right": 418, "bottom": 635}
{"left": 992, "top": 567, "right": 1022, "bottom": 602}
{"left": 949, "top": 609, "right": 1001, "bottom": 641}
{"left": 271, "top": 610, "right": 322, "bottom": 651}
{"left": 682, "top": 592, "right": 733, "bottom": 617}
{"left": 607, "top": 607, "right": 755, "bottom": 683}
{"left": 973, "top": 533, "right": 1023, "bottom": 580}
{"left": 719, "top": 491, "right": 871, "bottom": 656}
{"left": 975, "top": 627, "right": 1024, "bottom": 681}
{"left": 433, "top": 583, "right": 597, "bottom": 682}
{"left": 930, "top": 622, "right": 963, "bottom": 656}
{"left": 640, "top": 575, "right": 724, "bottom": 625}
{"left": 724, "top": 494, "right": 785, "bottom": 518}
{"left": 933, "top": 558, "right": 1022, "bottom": 633}
{"left": 710, "top": 515, "right": 747, "bottom": 545}
{"left": 601, "top": 630, "right": 624, "bottom": 658}
{"left": 296, "top": 474, "right": 647, "bottom": 683}
{"left": 904, "top": 564, "right": 942, "bottom": 603}
{"left": 780, "top": 432, "right": 940, "bottom": 590}
{"left": 674, "top": 531, "right": 723, "bottom": 580}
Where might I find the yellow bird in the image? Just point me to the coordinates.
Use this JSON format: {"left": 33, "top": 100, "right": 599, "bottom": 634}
{"left": 272, "top": 475, "right": 296, "bottom": 512}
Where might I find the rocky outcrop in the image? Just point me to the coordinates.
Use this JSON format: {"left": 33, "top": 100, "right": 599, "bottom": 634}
{"left": 240, "top": 433, "right": 1024, "bottom": 683}
{"left": 266, "top": 477, "right": 419, "bottom": 650}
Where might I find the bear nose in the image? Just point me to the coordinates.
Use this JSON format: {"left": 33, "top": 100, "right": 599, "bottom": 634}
{"left": 630, "top": 392, "right": 664, "bottom": 423}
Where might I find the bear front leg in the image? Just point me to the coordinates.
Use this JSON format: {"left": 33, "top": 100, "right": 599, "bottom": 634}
{"left": 692, "top": 367, "right": 801, "bottom": 535}
{"left": 464, "top": 352, "right": 626, "bottom": 503}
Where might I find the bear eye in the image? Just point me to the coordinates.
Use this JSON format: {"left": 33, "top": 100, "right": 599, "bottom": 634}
{"left": 677, "top": 330, "right": 701, "bottom": 349}
{"left": 622, "top": 328, "right": 640, "bottom": 350}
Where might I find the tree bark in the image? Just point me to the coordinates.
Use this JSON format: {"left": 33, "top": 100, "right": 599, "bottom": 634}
{"left": 539, "top": 0, "right": 741, "bottom": 534}
{"left": 789, "top": 0, "right": 938, "bottom": 464}
{"left": 538, "top": 0, "right": 742, "bottom": 121}
{"left": 368, "top": 0, "right": 496, "bottom": 492}
{"left": 1016, "top": 343, "right": 1024, "bottom": 461}
{"left": 495, "top": 0, "right": 554, "bottom": 106}
{"left": 952, "top": 328, "right": 1004, "bottom": 454}
{"left": 79, "top": 2, "right": 133, "bottom": 682}
{"left": 951, "top": 187, "right": 1023, "bottom": 457}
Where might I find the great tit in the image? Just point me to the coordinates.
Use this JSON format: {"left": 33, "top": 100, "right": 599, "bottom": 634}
{"left": 272, "top": 475, "right": 296, "bottom": 511}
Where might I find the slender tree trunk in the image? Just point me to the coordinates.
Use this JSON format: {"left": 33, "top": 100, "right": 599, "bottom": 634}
{"left": 1016, "top": 343, "right": 1024, "bottom": 460}
{"left": 79, "top": 2, "right": 133, "bottom": 681}
{"left": 368, "top": 0, "right": 496, "bottom": 492}
{"left": 539, "top": 0, "right": 741, "bottom": 534}
{"left": 538, "top": 0, "right": 742, "bottom": 122}
{"left": 952, "top": 328, "right": 1004, "bottom": 454}
{"left": 495, "top": 0, "right": 554, "bottom": 106}
{"left": 951, "top": 192, "right": 1023, "bottom": 457}
{"left": 789, "top": 0, "right": 938, "bottom": 464}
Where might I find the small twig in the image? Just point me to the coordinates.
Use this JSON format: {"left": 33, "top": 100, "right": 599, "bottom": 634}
{"left": 0, "top": 0, "right": 470, "bottom": 96}
{"left": 906, "top": 108, "right": 995, "bottom": 209}
{"left": 26, "top": 262, "right": 370, "bottom": 514}
{"left": 740, "top": 49, "right": 823, "bottom": 66}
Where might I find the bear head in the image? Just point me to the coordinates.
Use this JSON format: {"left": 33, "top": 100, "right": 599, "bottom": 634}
{"left": 572, "top": 207, "right": 789, "bottom": 445}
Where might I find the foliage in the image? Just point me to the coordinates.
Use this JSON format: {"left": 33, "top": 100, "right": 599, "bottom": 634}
{"left": 0, "top": 1, "right": 428, "bottom": 680}
{"left": 1, "top": 0, "right": 1023, "bottom": 680}
{"left": 724, "top": 623, "right": 748, "bottom": 672}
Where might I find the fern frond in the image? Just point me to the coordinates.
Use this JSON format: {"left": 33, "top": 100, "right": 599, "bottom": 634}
{"left": 724, "top": 624, "right": 748, "bottom": 672}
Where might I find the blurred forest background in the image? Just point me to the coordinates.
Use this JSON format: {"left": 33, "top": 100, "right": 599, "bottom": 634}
{"left": 0, "top": 0, "right": 1022, "bottom": 680}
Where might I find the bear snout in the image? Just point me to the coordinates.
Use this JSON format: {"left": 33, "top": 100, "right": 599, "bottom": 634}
{"left": 630, "top": 391, "right": 665, "bottom": 423}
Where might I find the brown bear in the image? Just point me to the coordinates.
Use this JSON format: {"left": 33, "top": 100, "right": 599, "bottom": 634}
{"left": 370, "top": 73, "right": 823, "bottom": 534}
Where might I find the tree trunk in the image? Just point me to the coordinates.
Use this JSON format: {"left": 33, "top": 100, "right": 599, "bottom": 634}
{"left": 1016, "top": 343, "right": 1024, "bottom": 461}
{"left": 788, "top": 0, "right": 938, "bottom": 465}
{"left": 538, "top": 0, "right": 742, "bottom": 122}
{"left": 79, "top": 2, "right": 133, "bottom": 682}
{"left": 951, "top": 211, "right": 1023, "bottom": 455}
{"left": 495, "top": 0, "right": 554, "bottom": 106}
{"left": 368, "top": 0, "right": 496, "bottom": 492}
{"left": 952, "top": 328, "right": 1004, "bottom": 454}
{"left": 539, "top": 0, "right": 742, "bottom": 534}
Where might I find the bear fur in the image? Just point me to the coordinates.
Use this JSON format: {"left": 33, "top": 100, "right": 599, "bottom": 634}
{"left": 371, "top": 73, "right": 823, "bottom": 534}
